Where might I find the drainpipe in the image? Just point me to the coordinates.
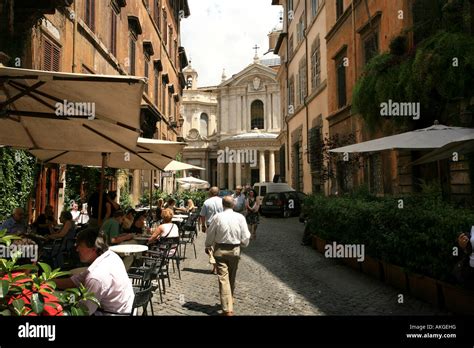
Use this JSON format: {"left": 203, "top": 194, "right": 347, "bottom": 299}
{"left": 285, "top": 2, "right": 290, "bottom": 183}
{"left": 72, "top": 0, "right": 77, "bottom": 72}
{"left": 304, "top": 0, "right": 310, "bottom": 167}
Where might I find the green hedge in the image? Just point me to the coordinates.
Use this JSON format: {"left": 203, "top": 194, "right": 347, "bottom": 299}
{"left": 303, "top": 194, "right": 474, "bottom": 281}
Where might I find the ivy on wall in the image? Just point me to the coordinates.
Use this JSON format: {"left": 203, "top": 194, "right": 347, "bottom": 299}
{"left": 0, "top": 148, "right": 36, "bottom": 221}
{"left": 352, "top": 0, "right": 474, "bottom": 133}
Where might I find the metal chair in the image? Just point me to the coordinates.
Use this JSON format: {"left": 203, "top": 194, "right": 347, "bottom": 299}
{"left": 131, "top": 285, "right": 154, "bottom": 316}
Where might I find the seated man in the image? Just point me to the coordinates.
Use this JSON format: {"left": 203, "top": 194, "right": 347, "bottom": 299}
{"left": 0, "top": 207, "right": 26, "bottom": 235}
{"left": 101, "top": 210, "right": 133, "bottom": 245}
{"left": 54, "top": 228, "right": 134, "bottom": 315}
{"left": 122, "top": 209, "right": 136, "bottom": 232}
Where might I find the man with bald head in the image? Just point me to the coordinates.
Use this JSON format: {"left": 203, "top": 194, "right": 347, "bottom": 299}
{"left": 205, "top": 196, "right": 251, "bottom": 316}
{"left": 0, "top": 207, "right": 26, "bottom": 235}
{"left": 200, "top": 187, "right": 224, "bottom": 274}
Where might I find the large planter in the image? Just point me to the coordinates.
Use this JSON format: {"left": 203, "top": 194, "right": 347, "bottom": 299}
{"left": 382, "top": 262, "right": 408, "bottom": 292}
{"left": 439, "top": 281, "right": 474, "bottom": 314}
{"left": 311, "top": 236, "right": 318, "bottom": 250}
{"left": 361, "top": 256, "right": 382, "bottom": 280}
{"left": 407, "top": 273, "right": 440, "bottom": 306}
{"left": 315, "top": 236, "right": 326, "bottom": 254}
{"left": 342, "top": 257, "right": 361, "bottom": 272}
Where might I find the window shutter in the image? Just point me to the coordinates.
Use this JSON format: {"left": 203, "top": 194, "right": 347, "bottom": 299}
{"left": 52, "top": 45, "right": 60, "bottom": 71}
{"left": 43, "top": 39, "right": 52, "bottom": 71}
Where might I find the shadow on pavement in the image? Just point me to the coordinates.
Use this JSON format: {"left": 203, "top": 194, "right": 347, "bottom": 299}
{"left": 182, "top": 267, "right": 214, "bottom": 275}
{"left": 182, "top": 301, "right": 221, "bottom": 315}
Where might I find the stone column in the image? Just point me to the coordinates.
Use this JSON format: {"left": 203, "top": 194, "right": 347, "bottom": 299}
{"left": 132, "top": 169, "right": 140, "bottom": 207}
{"left": 235, "top": 161, "right": 242, "bottom": 187}
{"left": 228, "top": 162, "right": 234, "bottom": 189}
{"left": 269, "top": 150, "right": 275, "bottom": 182}
{"left": 218, "top": 162, "right": 225, "bottom": 189}
{"left": 259, "top": 150, "right": 266, "bottom": 182}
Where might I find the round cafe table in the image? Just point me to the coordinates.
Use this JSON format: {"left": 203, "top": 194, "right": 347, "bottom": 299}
{"left": 173, "top": 214, "right": 188, "bottom": 219}
{"left": 109, "top": 244, "right": 148, "bottom": 256}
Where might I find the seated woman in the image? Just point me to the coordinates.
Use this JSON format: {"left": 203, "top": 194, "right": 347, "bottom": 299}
{"left": 122, "top": 208, "right": 136, "bottom": 232}
{"left": 105, "top": 191, "right": 120, "bottom": 220}
{"left": 47, "top": 211, "right": 75, "bottom": 240}
{"left": 129, "top": 211, "right": 147, "bottom": 235}
{"left": 147, "top": 208, "right": 179, "bottom": 245}
{"left": 175, "top": 199, "right": 196, "bottom": 214}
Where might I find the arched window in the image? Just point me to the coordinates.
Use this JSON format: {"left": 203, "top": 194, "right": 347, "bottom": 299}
{"left": 251, "top": 100, "right": 264, "bottom": 129}
{"left": 200, "top": 113, "right": 209, "bottom": 137}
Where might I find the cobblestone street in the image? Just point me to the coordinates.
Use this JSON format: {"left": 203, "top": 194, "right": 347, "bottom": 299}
{"left": 152, "top": 216, "right": 443, "bottom": 315}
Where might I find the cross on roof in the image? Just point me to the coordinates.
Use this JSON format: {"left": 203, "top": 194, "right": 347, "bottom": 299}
{"left": 253, "top": 44, "right": 260, "bottom": 56}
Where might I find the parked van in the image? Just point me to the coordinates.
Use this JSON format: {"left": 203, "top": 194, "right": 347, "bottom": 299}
{"left": 253, "top": 182, "right": 295, "bottom": 204}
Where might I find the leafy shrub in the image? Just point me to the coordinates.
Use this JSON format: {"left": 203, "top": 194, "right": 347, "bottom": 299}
{"left": 303, "top": 193, "right": 474, "bottom": 282}
{"left": 0, "top": 230, "right": 98, "bottom": 316}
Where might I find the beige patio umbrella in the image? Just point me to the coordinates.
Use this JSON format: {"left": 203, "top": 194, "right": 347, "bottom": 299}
{"left": 411, "top": 137, "right": 474, "bottom": 165}
{"left": 0, "top": 65, "right": 146, "bottom": 223}
{"left": 329, "top": 124, "right": 474, "bottom": 153}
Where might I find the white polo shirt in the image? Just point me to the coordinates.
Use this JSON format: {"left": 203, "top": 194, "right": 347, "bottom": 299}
{"left": 71, "top": 249, "right": 134, "bottom": 315}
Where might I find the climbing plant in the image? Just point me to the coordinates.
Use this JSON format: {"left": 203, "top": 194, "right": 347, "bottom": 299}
{"left": 0, "top": 148, "right": 37, "bottom": 221}
{"left": 352, "top": 0, "right": 474, "bottom": 133}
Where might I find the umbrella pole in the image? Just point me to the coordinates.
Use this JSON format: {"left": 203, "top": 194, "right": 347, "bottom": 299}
{"left": 98, "top": 152, "right": 107, "bottom": 226}
{"left": 150, "top": 170, "right": 153, "bottom": 211}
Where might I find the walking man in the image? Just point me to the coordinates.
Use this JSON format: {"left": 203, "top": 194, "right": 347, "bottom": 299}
{"left": 232, "top": 186, "right": 246, "bottom": 214}
{"left": 205, "top": 196, "right": 251, "bottom": 316}
{"left": 200, "top": 187, "right": 224, "bottom": 274}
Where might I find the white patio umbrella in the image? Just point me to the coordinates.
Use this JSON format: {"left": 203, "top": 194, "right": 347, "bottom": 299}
{"left": 329, "top": 124, "right": 474, "bottom": 153}
{"left": 411, "top": 137, "right": 474, "bottom": 165}
{"left": 177, "top": 176, "right": 210, "bottom": 190}
{"left": 164, "top": 160, "right": 205, "bottom": 171}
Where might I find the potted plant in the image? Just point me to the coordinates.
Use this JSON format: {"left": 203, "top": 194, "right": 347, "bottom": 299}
{"left": 0, "top": 229, "right": 98, "bottom": 316}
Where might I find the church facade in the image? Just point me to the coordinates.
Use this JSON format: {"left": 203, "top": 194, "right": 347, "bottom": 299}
{"left": 181, "top": 54, "right": 283, "bottom": 189}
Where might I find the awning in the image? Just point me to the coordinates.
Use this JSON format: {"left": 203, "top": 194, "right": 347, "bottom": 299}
{"left": 329, "top": 124, "right": 474, "bottom": 153}
{"left": 30, "top": 139, "right": 186, "bottom": 171}
{"left": 30, "top": 149, "right": 173, "bottom": 171}
{"left": 164, "top": 160, "right": 205, "bottom": 171}
{"left": 0, "top": 65, "right": 145, "bottom": 131}
{"left": 0, "top": 67, "right": 145, "bottom": 152}
{"left": 411, "top": 137, "right": 474, "bottom": 165}
{"left": 177, "top": 176, "right": 210, "bottom": 190}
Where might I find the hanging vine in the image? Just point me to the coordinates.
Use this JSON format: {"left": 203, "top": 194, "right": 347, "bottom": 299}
{"left": 0, "top": 148, "right": 36, "bottom": 221}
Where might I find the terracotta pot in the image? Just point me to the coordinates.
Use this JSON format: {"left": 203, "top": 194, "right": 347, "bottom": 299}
{"left": 382, "top": 262, "right": 408, "bottom": 292}
{"left": 361, "top": 256, "right": 382, "bottom": 280}
{"left": 315, "top": 236, "right": 326, "bottom": 254}
{"left": 439, "top": 281, "right": 474, "bottom": 314}
{"left": 407, "top": 273, "right": 440, "bottom": 306}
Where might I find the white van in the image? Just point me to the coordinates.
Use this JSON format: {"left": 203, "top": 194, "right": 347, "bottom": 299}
{"left": 253, "top": 182, "right": 295, "bottom": 204}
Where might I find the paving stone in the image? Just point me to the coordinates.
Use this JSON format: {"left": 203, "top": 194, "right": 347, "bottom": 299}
{"left": 151, "top": 216, "right": 444, "bottom": 315}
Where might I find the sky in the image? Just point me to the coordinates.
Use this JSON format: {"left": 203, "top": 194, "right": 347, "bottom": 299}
{"left": 181, "top": 0, "right": 283, "bottom": 87}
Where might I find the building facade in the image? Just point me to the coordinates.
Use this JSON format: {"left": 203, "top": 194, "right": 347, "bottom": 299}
{"left": 182, "top": 43, "right": 283, "bottom": 189}
{"left": 0, "top": 0, "right": 190, "bottom": 217}
{"left": 273, "top": 0, "right": 329, "bottom": 194}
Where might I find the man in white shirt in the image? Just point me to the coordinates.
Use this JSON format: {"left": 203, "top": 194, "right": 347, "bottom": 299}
{"left": 205, "top": 196, "right": 251, "bottom": 316}
{"left": 54, "top": 228, "right": 134, "bottom": 315}
{"left": 232, "top": 186, "right": 246, "bottom": 214}
{"left": 200, "top": 187, "right": 224, "bottom": 274}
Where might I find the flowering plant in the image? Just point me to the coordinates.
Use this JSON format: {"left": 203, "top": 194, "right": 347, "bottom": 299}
{"left": 0, "top": 229, "right": 98, "bottom": 316}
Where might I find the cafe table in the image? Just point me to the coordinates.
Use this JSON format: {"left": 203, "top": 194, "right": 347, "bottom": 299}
{"left": 109, "top": 244, "right": 148, "bottom": 256}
